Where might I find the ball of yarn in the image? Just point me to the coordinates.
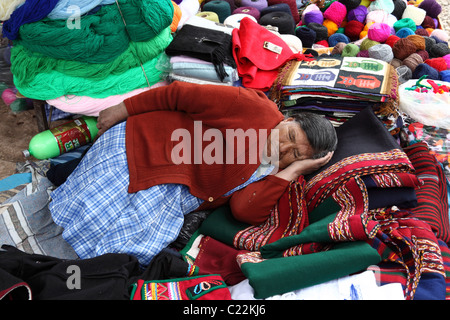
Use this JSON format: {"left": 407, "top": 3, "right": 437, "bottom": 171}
{"left": 368, "top": 0, "right": 395, "bottom": 14}
{"left": 394, "top": 18, "right": 416, "bottom": 33}
{"left": 241, "top": 0, "right": 269, "bottom": 11}
{"left": 390, "top": 58, "right": 403, "bottom": 68}
{"left": 402, "top": 52, "right": 424, "bottom": 71}
{"left": 430, "top": 29, "right": 449, "bottom": 43}
{"left": 344, "top": 20, "right": 365, "bottom": 41}
{"left": 295, "top": 26, "right": 316, "bottom": 48}
{"left": 368, "top": 22, "right": 391, "bottom": 42}
{"left": 197, "top": 11, "right": 220, "bottom": 22}
{"left": 331, "top": 42, "right": 347, "bottom": 54}
{"left": 302, "top": 9, "right": 324, "bottom": 24}
{"left": 203, "top": 0, "right": 237, "bottom": 11}
{"left": 360, "top": 38, "right": 380, "bottom": 51}
{"left": 396, "top": 27, "right": 415, "bottom": 38}
{"left": 347, "top": 5, "right": 368, "bottom": 23}
{"left": 386, "top": 13, "right": 398, "bottom": 28}
{"left": 323, "top": 19, "right": 339, "bottom": 37}
{"left": 366, "top": 9, "right": 389, "bottom": 25}
{"left": 268, "top": 0, "right": 300, "bottom": 23}
{"left": 391, "top": 0, "right": 406, "bottom": 20}
{"left": 357, "top": 49, "right": 370, "bottom": 57}
{"left": 402, "top": 5, "right": 426, "bottom": 25}
{"left": 416, "top": 49, "right": 430, "bottom": 61}
{"left": 307, "top": 22, "right": 329, "bottom": 42}
{"left": 340, "top": 0, "right": 362, "bottom": 10}
{"left": 203, "top": 0, "right": 231, "bottom": 23}
{"left": 423, "top": 36, "right": 437, "bottom": 51}
{"left": 443, "top": 54, "right": 450, "bottom": 66}
{"left": 315, "top": 39, "right": 329, "bottom": 47}
{"left": 392, "top": 38, "right": 417, "bottom": 60}
{"left": 412, "top": 63, "right": 440, "bottom": 79}
{"left": 421, "top": 15, "right": 435, "bottom": 28}
{"left": 368, "top": 43, "right": 394, "bottom": 62}
{"left": 233, "top": 6, "right": 261, "bottom": 21}
{"left": 385, "top": 34, "right": 401, "bottom": 47}
{"left": 260, "top": 3, "right": 291, "bottom": 16}
{"left": 415, "top": 28, "right": 430, "bottom": 36}
{"left": 396, "top": 65, "right": 412, "bottom": 83}
{"left": 440, "top": 69, "right": 450, "bottom": 82}
{"left": 424, "top": 57, "right": 448, "bottom": 71}
{"left": 259, "top": 11, "right": 296, "bottom": 34}
{"left": 323, "top": 1, "right": 347, "bottom": 26}
{"left": 419, "top": 0, "right": 442, "bottom": 18}
{"left": 1, "top": 88, "right": 17, "bottom": 106}
{"left": 342, "top": 43, "right": 360, "bottom": 57}
{"left": 406, "top": 34, "right": 426, "bottom": 50}
{"left": 328, "top": 33, "right": 350, "bottom": 46}
{"left": 223, "top": 13, "right": 257, "bottom": 28}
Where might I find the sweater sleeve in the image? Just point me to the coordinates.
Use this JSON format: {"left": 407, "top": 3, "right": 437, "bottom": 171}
{"left": 229, "top": 175, "right": 290, "bottom": 225}
{"left": 123, "top": 81, "right": 283, "bottom": 131}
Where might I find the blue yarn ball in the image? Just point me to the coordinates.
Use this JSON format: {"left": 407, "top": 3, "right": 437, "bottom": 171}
{"left": 440, "top": 70, "right": 450, "bottom": 82}
{"left": 328, "top": 33, "right": 350, "bottom": 47}
{"left": 412, "top": 63, "right": 440, "bottom": 80}
{"left": 396, "top": 27, "right": 415, "bottom": 38}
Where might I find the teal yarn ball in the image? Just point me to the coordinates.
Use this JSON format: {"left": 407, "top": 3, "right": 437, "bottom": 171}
{"left": 203, "top": 0, "right": 231, "bottom": 23}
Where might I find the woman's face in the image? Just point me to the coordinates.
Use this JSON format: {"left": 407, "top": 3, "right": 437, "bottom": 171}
{"left": 266, "top": 118, "right": 314, "bottom": 169}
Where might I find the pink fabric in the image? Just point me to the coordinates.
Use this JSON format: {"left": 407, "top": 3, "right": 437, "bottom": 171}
{"left": 47, "top": 81, "right": 167, "bottom": 116}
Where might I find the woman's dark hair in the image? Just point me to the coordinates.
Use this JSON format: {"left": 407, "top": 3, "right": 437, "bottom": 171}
{"left": 291, "top": 112, "right": 338, "bottom": 159}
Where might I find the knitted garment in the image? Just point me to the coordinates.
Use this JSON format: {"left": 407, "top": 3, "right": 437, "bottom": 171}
{"left": 232, "top": 17, "right": 312, "bottom": 91}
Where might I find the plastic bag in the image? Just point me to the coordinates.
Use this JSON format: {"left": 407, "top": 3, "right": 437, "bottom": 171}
{"left": 399, "top": 78, "right": 450, "bottom": 130}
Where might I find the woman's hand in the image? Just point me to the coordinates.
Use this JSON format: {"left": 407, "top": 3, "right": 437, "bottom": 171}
{"left": 274, "top": 151, "right": 334, "bottom": 181}
{"left": 96, "top": 102, "right": 129, "bottom": 138}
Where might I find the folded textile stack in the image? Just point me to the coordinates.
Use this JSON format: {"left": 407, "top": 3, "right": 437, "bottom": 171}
{"left": 271, "top": 55, "right": 400, "bottom": 130}
{"left": 2, "top": 0, "right": 176, "bottom": 116}
{"left": 164, "top": 15, "right": 239, "bottom": 86}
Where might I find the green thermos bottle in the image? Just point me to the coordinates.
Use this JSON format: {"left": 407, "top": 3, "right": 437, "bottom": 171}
{"left": 23, "top": 116, "right": 99, "bottom": 159}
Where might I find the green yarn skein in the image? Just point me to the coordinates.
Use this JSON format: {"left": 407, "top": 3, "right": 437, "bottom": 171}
{"left": 11, "top": 27, "right": 172, "bottom": 86}
{"left": 14, "top": 53, "right": 167, "bottom": 100}
{"left": 14, "top": 0, "right": 174, "bottom": 63}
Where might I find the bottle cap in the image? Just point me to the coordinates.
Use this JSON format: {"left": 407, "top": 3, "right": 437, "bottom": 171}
{"left": 22, "top": 150, "right": 30, "bottom": 158}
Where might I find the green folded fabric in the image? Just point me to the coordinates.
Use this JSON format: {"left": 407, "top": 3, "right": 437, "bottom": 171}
{"left": 240, "top": 241, "right": 381, "bottom": 299}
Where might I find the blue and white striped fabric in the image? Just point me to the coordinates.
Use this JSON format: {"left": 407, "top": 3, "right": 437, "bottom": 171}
{"left": 49, "top": 121, "right": 270, "bottom": 266}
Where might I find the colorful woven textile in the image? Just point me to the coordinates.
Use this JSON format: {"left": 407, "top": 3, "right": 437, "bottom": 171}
{"left": 304, "top": 107, "right": 416, "bottom": 212}
{"left": 404, "top": 142, "right": 450, "bottom": 244}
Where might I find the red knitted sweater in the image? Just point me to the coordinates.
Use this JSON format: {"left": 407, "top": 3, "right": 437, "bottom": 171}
{"left": 123, "top": 81, "right": 286, "bottom": 217}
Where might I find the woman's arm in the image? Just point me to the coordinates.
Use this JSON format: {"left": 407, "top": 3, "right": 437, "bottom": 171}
{"left": 230, "top": 152, "right": 334, "bottom": 225}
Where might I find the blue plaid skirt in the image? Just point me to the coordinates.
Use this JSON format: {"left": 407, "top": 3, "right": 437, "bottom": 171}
{"left": 49, "top": 121, "right": 271, "bottom": 266}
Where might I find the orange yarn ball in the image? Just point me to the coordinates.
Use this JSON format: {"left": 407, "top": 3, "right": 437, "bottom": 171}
{"left": 323, "top": 19, "right": 339, "bottom": 37}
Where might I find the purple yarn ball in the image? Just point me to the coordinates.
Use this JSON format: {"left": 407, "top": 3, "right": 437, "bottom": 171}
{"left": 303, "top": 10, "right": 324, "bottom": 25}
{"left": 347, "top": 5, "right": 367, "bottom": 23}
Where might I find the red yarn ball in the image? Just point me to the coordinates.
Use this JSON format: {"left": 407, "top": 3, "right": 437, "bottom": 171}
{"left": 344, "top": 20, "right": 365, "bottom": 41}
{"left": 416, "top": 49, "right": 429, "bottom": 61}
{"left": 424, "top": 57, "right": 448, "bottom": 71}
{"left": 315, "top": 39, "right": 329, "bottom": 47}
{"left": 385, "top": 35, "right": 401, "bottom": 48}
